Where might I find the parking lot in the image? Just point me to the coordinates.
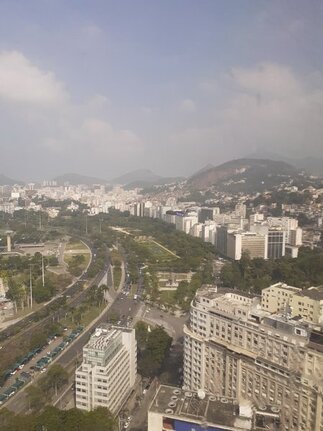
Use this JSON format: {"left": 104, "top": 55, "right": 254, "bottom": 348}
{"left": 0, "top": 326, "right": 83, "bottom": 406}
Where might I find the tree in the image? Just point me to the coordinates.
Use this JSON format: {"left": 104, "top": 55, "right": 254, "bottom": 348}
{"left": 135, "top": 321, "right": 149, "bottom": 350}
{"left": 26, "top": 385, "right": 45, "bottom": 411}
{"left": 175, "top": 281, "right": 189, "bottom": 305}
{"left": 139, "top": 325, "right": 172, "bottom": 377}
{"left": 39, "top": 364, "right": 68, "bottom": 396}
{"left": 6, "top": 278, "right": 27, "bottom": 311}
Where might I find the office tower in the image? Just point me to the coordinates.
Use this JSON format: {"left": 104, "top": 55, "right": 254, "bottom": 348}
{"left": 235, "top": 203, "right": 247, "bottom": 218}
{"left": 198, "top": 207, "right": 220, "bottom": 223}
{"left": 226, "top": 231, "right": 267, "bottom": 260}
{"left": 267, "top": 228, "right": 286, "bottom": 259}
{"left": 216, "top": 225, "right": 229, "bottom": 256}
{"left": 75, "top": 325, "right": 137, "bottom": 414}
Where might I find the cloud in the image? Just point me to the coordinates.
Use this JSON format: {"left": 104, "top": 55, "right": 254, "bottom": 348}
{"left": 230, "top": 63, "right": 302, "bottom": 99}
{"left": 0, "top": 50, "right": 143, "bottom": 178}
{"left": 75, "top": 118, "right": 142, "bottom": 155}
{"left": 0, "top": 51, "right": 67, "bottom": 105}
{"left": 179, "top": 98, "right": 196, "bottom": 113}
{"left": 171, "top": 63, "right": 323, "bottom": 161}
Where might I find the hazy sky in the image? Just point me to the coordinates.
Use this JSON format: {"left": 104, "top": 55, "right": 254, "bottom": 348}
{"left": 0, "top": 0, "right": 322, "bottom": 181}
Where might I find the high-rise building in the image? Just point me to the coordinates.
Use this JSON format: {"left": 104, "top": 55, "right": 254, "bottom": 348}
{"left": 75, "top": 325, "right": 137, "bottom": 414}
{"left": 235, "top": 203, "right": 247, "bottom": 218}
{"left": 267, "top": 228, "right": 286, "bottom": 259}
{"left": 183, "top": 285, "right": 323, "bottom": 431}
{"left": 216, "top": 225, "right": 229, "bottom": 256}
{"left": 198, "top": 207, "right": 220, "bottom": 223}
{"left": 226, "top": 231, "right": 267, "bottom": 260}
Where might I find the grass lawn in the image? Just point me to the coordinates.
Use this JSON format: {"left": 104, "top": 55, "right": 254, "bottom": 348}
{"left": 65, "top": 241, "right": 89, "bottom": 251}
{"left": 110, "top": 249, "right": 122, "bottom": 265}
{"left": 5, "top": 303, "right": 43, "bottom": 321}
{"left": 64, "top": 251, "right": 90, "bottom": 269}
{"left": 81, "top": 304, "right": 106, "bottom": 326}
{"left": 113, "top": 266, "right": 122, "bottom": 289}
{"left": 159, "top": 290, "right": 177, "bottom": 305}
{"left": 61, "top": 304, "right": 106, "bottom": 329}
{"left": 138, "top": 239, "right": 176, "bottom": 262}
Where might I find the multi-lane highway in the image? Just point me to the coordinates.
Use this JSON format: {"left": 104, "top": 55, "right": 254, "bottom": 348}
{"left": 3, "top": 258, "right": 187, "bottom": 415}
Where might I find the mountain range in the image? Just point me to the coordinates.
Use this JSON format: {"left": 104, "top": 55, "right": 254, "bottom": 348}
{"left": 245, "top": 150, "right": 323, "bottom": 176}
{"left": 53, "top": 173, "right": 107, "bottom": 186}
{"left": 52, "top": 169, "right": 183, "bottom": 188}
{"left": 185, "top": 158, "right": 298, "bottom": 192}
{"left": 0, "top": 174, "right": 23, "bottom": 186}
{"left": 0, "top": 154, "right": 321, "bottom": 189}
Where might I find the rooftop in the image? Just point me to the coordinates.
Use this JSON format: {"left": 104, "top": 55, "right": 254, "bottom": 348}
{"left": 149, "top": 385, "right": 252, "bottom": 430}
{"left": 296, "top": 286, "right": 323, "bottom": 301}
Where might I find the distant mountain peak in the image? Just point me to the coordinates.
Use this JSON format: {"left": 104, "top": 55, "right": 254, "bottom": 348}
{"left": 186, "top": 158, "right": 298, "bottom": 192}
{"left": 0, "top": 173, "right": 23, "bottom": 186}
{"left": 53, "top": 173, "right": 107, "bottom": 185}
{"left": 110, "top": 169, "right": 163, "bottom": 185}
{"left": 190, "top": 163, "right": 215, "bottom": 178}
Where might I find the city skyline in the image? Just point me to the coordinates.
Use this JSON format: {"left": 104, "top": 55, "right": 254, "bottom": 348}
{"left": 0, "top": 1, "right": 322, "bottom": 181}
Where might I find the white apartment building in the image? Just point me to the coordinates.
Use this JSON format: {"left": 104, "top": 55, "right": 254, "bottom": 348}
{"left": 226, "top": 231, "right": 267, "bottom": 260}
{"left": 175, "top": 214, "right": 198, "bottom": 234}
{"left": 184, "top": 286, "right": 323, "bottom": 431}
{"left": 75, "top": 325, "right": 137, "bottom": 414}
{"left": 267, "top": 217, "right": 302, "bottom": 246}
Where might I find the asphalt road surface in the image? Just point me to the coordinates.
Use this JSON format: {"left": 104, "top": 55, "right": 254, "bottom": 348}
{"left": 4, "top": 278, "right": 187, "bottom": 415}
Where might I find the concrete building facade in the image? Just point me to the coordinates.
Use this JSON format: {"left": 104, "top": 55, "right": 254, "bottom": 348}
{"left": 261, "top": 283, "right": 301, "bottom": 314}
{"left": 183, "top": 286, "right": 323, "bottom": 431}
{"left": 75, "top": 325, "right": 136, "bottom": 414}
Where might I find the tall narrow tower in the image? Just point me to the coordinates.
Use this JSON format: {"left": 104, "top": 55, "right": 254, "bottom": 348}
{"left": 6, "top": 230, "right": 13, "bottom": 252}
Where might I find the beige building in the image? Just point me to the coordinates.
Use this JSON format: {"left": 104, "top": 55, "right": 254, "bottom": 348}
{"left": 290, "top": 287, "right": 323, "bottom": 324}
{"left": 75, "top": 325, "right": 136, "bottom": 414}
{"left": 262, "top": 283, "right": 323, "bottom": 325}
{"left": 261, "top": 283, "right": 301, "bottom": 313}
{"left": 227, "top": 231, "right": 267, "bottom": 260}
{"left": 184, "top": 285, "right": 323, "bottom": 431}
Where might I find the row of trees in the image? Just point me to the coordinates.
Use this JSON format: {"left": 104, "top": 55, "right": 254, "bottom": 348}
{"left": 26, "top": 365, "right": 69, "bottom": 410}
{"left": 0, "top": 406, "right": 116, "bottom": 431}
{"left": 220, "top": 248, "right": 323, "bottom": 292}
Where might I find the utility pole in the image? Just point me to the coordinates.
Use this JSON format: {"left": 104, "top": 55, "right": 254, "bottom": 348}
{"left": 41, "top": 254, "right": 45, "bottom": 287}
{"left": 99, "top": 218, "right": 103, "bottom": 234}
{"left": 39, "top": 213, "right": 42, "bottom": 230}
{"left": 29, "top": 265, "right": 33, "bottom": 309}
{"left": 85, "top": 214, "right": 88, "bottom": 235}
